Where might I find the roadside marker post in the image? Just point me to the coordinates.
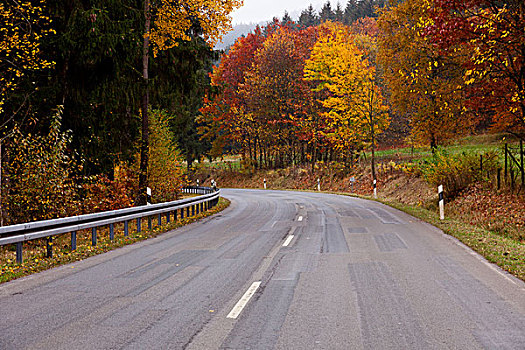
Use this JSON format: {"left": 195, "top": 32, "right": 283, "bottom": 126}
{"left": 196, "top": 179, "right": 199, "bottom": 186}
{"left": 373, "top": 179, "right": 377, "bottom": 198}
{"left": 317, "top": 178, "right": 321, "bottom": 191}
{"left": 146, "top": 187, "right": 152, "bottom": 205}
{"left": 438, "top": 185, "right": 445, "bottom": 220}
{"left": 350, "top": 177, "right": 355, "bottom": 192}
{"left": 264, "top": 178, "right": 267, "bottom": 189}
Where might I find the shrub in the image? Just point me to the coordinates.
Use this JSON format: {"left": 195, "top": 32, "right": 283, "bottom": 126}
{"left": 3, "top": 108, "right": 80, "bottom": 224}
{"left": 142, "top": 110, "right": 186, "bottom": 203}
{"left": 417, "top": 149, "right": 500, "bottom": 199}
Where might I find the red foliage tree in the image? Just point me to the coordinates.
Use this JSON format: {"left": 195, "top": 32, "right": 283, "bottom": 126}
{"left": 427, "top": 0, "right": 525, "bottom": 138}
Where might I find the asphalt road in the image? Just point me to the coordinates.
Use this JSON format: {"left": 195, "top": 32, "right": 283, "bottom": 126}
{"left": 1, "top": 189, "right": 524, "bottom": 349}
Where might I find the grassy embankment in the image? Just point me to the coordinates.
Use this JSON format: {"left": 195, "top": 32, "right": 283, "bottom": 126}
{"left": 0, "top": 198, "right": 230, "bottom": 284}
{"left": 194, "top": 134, "right": 525, "bottom": 281}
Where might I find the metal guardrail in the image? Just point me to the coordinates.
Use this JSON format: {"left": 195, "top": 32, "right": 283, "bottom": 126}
{"left": 0, "top": 186, "right": 220, "bottom": 263}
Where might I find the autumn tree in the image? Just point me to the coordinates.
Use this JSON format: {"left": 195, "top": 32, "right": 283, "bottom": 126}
{"left": 427, "top": 0, "right": 525, "bottom": 139}
{"left": 377, "top": 0, "right": 474, "bottom": 150}
{"left": 0, "top": 0, "right": 54, "bottom": 127}
{"left": 200, "top": 27, "right": 266, "bottom": 164}
{"left": 138, "top": 0, "right": 242, "bottom": 204}
{"left": 142, "top": 110, "right": 186, "bottom": 203}
{"left": 305, "top": 22, "right": 389, "bottom": 177}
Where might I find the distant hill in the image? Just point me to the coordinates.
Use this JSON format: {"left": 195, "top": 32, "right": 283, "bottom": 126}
{"left": 215, "top": 23, "right": 259, "bottom": 51}
{"left": 215, "top": 6, "right": 320, "bottom": 51}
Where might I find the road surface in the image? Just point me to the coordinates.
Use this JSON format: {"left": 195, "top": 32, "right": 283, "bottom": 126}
{"left": 1, "top": 189, "right": 524, "bottom": 349}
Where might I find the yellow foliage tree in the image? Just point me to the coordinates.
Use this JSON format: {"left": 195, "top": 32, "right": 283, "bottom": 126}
{"left": 144, "top": 110, "right": 186, "bottom": 203}
{"left": 304, "top": 22, "right": 389, "bottom": 179}
{"left": 0, "top": 0, "right": 54, "bottom": 115}
{"left": 138, "top": 0, "right": 242, "bottom": 204}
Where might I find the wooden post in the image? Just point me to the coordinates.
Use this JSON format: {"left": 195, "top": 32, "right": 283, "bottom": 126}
{"left": 505, "top": 143, "right": 508, "bottom": 183}
{"left": 480, "top": 154, "right": 483, "bottom": 173}
{"left": 520, "top": 140, "right": 525, "bottom": 187}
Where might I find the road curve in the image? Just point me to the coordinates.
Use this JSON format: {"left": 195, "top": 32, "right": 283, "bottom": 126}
{"left": 1, "top": 189, "right": 524, "bottom": 349}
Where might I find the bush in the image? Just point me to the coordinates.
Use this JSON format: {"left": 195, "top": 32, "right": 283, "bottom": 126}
{"left": 417, "top": 149, "right": 500, "bottom": 199}
{"left": 143, "top": 110, "right": 186, "bottom": 203}
{"left": 3, "top": 108, "right": 80, "bottom": 224}
{"left": 2, "top": 109, "right": 138, "bottom": 224}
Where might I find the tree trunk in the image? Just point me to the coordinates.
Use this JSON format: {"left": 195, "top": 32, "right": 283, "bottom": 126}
{"left": 138, "top": 0, "right": 151, "bottom": 206}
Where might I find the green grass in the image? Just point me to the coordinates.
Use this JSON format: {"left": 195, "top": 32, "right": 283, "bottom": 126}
{"left": 372, "top": 133, "right": 521, "bottom": 162}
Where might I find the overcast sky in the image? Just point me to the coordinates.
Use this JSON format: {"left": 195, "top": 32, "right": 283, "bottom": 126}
{"left": 231, "top": 0, "right": 329, "bottom": 24}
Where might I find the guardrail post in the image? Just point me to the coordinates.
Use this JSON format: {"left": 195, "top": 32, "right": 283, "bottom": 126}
{"left": 174, "top": 209, "right": 178, "bottom": 221}
{"left": 124, "top": 221, "right": 129, "bottom": 236}
{"left": 181, "top": 208, "right": 184, "bottom": 219}
{"left": 92, "top": 227, "right": 97, "bottom": 246}
{"left": 192, "top": 205, "right": 195, "bottom": 216}
{"left": 137, "top": 218, "right": 142, "bottom": 232}
{"left": 71, "top": 231, "right": 77, "bottom": 251}
{"left": 47, "top": 237, "right": 53, "bottom": 258}
{"left": 186, "top": 206, "right": 190, "bottom": 218}
{"left": 166, "top": 212, "right": 170, "bottom": 224}
{"left": 148, "top": 216, "right": 152, "bottom": 230}
{"left": 200, "top": 202, "right": 203, "bottom": 213}
{"left": 16, "top": 242, "right": 23, "bottom": 264}
{"left": 158, "top": 213, "right": 162, "bottom": 226}
{"left": 109, "top": 223, "right": 114, "bottom": 241}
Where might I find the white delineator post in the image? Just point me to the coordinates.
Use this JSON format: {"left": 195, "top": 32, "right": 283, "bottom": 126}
{"left": 373, "top": 179, "right": 377, "bottom": 198}
{"left": 438, "top": 185, "right": 445, "bottom": 220}
{"left": 146, "top": 187, "right": 152, "bottom": 205}
{"left": 317, "top": 178, "right": 321, "bottom": 191}
{"left": 196, "top": 179, "right": 199, "bottom": 186}
{"left": 264, "top": 178, "right": 267, "bottom": 190}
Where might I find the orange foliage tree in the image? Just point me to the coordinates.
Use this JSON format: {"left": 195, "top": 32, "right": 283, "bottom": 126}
{"left": 378, "top": 0, "right": 474, "bottom": 149}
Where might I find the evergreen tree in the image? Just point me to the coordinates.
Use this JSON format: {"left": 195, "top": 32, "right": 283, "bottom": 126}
{"left": 344, "top": 0, "right": 388, "bottom": 25}
{"left": 319, "top": 1, "right": 336, "bottom": 22}
{"left": 298, "top": 5, "right": 319, "bottom": 27}
{"left": 335, "top": 2, "right": 344, "bottom": 22}
{"left": 24, "top": 0, "right": 144, "bottom": 176}
{"left": 282, "top": 11, "right": 293, "bottom": 24}
{"left": 150, "top": 23, "right": 218, "bottom": 170}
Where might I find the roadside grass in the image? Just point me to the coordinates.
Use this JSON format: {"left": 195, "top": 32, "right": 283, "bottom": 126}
{"left": 372, "top": 133, "right": 520, "bottom": 162}
{"left": 0, "top": 198, "right": 230, "bottom": 284}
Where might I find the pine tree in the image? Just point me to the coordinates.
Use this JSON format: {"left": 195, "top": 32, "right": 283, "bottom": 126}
{"left": 299, "top": 5, "right": 319, "bottom": 27}
{"left": 319, "top": 2, "right": 335, "bottom": 23}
